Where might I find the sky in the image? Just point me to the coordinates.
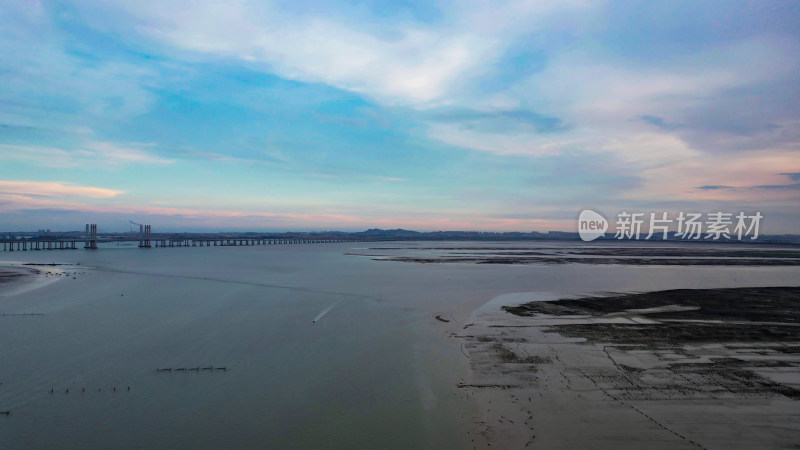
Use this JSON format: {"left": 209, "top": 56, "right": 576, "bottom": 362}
{"left": 1, "top": 0, "right": 799, "bottom": 233}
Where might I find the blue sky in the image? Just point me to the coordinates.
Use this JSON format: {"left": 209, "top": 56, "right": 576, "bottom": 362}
{"left": 1, "top": 1, "right": 799, "bottom": 232}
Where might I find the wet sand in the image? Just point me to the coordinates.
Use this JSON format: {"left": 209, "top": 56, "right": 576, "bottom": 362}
{"left": 462, "top": 287, "right": 800, "bottom": 449}
{"left": 0, "top": 267, "right": 29, "bottom": 286}
{"left": 0, "top": 265, "right": 48, "bottom": 294}
{"left": 0, "top": 263, "right": 73, "bottom": 299}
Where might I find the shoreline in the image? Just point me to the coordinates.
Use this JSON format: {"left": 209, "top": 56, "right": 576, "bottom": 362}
{"left": 0, "top": 262, "right": 66, "bottom": 298}
{"left": 462, "top": 286, "right": 800, "bottom": 448}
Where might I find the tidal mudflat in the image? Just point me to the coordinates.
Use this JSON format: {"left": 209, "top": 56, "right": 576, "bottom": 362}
{"left": 354, "top": 241, "right": 800, "bottom": 448}
{"left": 476, "top": 287, "right": 800, "bottom": 449}
{"left": 1, "top": 241, "right": 799, "bottom": 448}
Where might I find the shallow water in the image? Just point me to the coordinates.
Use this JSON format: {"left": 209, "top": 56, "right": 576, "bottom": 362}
{"left": 0, "top": 243, "right": 474, "bottom": 449}
{"left": 0, "top": 241, "right": 798, "bottom": 448}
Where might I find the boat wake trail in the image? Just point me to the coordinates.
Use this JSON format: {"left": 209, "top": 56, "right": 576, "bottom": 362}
{"left": 313, "top": 301, "right": 340, "bottom": 323}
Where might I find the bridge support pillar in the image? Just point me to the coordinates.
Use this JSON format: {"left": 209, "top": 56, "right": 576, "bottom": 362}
{"left": 85, "top": 224, "right": 98, "bottom": 249}
{"left": 138, "top": 225, "right": 152, "bottom": 248}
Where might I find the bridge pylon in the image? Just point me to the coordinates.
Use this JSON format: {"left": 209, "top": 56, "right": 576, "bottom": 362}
{"left": 84, "top": 224, "right": 98, "bottom": 249}
{"left": 138, "top": 225, "right": 152, "bottom": 248}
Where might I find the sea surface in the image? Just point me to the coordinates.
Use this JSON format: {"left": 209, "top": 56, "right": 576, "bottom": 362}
{"left": 0, "top": 241, "right": 798, "bottom": 448}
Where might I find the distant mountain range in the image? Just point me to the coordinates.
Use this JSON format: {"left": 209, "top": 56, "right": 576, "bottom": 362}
{"left": 4, "top": 228, "right": 799, "bottom": 244}
{"left": 349, "top": 229, "right": 800, "bottom": 244}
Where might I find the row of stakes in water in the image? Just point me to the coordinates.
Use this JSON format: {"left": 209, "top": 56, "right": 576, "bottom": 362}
{"left": 50, "top": 386, "right": 131, "bottom": 393}
{"left": 157, "top": 366, "right": 228, "bottom": 372}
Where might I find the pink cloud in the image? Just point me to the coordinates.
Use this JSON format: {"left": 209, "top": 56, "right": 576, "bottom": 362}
{"left": 0, "top": 181, "right": 124, "bottom": 198}
{"left": 0, "top": 189, "right": 571, "bottom": 231}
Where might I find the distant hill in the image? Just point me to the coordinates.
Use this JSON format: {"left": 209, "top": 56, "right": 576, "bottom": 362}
{"left": 3, "top": 228, "right": 800, "bottom": 245}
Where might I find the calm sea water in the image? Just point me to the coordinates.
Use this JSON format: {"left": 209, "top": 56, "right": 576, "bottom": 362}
{"left": 1, "top": 241, "right": 797, "bottom": 448}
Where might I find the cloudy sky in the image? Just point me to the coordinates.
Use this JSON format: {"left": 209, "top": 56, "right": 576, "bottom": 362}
{"left": 1, "top": 1, "right": 799, "bottom": 232}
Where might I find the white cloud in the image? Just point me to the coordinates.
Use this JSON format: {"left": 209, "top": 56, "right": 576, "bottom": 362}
{"left": 0, "top": 2, "right": 160, "bottom": 129}
{"left": 514, "top": 37, "right": 799, "bottom": 125}
{"left": 135, "top": 4, "right": 492, "bottom": 105}
{"left": 70, "top": 0, "right": 592, "bottom": 107}
{"left": 427, "top": 122, "right": 572, "bottom": 157}
{"left": 423, "top": 32, "right": 800, "bottom": 206}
